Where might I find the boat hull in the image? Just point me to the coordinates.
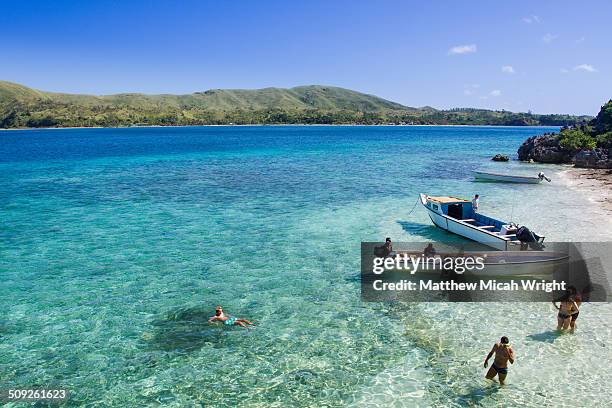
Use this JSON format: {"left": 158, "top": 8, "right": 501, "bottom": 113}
{"left": 395, "top": 251, "right": 569, "bottom": 277}
{"left": 474, "top": 171, "right": 542, "bottom": 184}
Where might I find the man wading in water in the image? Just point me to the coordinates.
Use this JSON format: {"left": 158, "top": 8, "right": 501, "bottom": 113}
{"left": 483, "top": 336, "right": 515, "bottom": 385}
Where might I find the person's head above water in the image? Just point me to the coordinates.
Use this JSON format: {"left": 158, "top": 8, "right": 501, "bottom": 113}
{"left": 500, "top": 336, "right": 509, "bottom": 345}
{"left": 215, "top": 305, "right": 223, "bottom": 316}
{"left": 385, "top": 237, "right": 391, "bottom": 243}
{"left": 559, "top": 286, "right": 577, "bottom": 301}
{"left": 475, "top": 194, "right": 479, "bottom": 199}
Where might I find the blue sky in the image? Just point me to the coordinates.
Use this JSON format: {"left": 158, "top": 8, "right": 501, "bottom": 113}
{"left": 1, "top": 0, "right": 609, "bottom": 115}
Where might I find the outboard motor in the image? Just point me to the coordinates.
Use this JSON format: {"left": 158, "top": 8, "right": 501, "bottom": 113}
{"left": 538, "top": 172, "right": 551, "bottom": 182}
{"left": 516, "top": 226, "right": 544, "bottom": 250}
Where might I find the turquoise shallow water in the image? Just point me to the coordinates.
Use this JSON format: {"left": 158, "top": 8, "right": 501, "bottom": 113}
{"left": 1, "top": 126, "right": 611, "bottom": 407}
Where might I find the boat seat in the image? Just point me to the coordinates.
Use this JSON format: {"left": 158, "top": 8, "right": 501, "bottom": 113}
{"left": 494, "top": 233, "right": 517, "bottom": 237}
{"left": 462, "top": 219, "right": 476, "bottom": 222}
{"left": 479, "top": 226, "right": 495, "bottom": 229}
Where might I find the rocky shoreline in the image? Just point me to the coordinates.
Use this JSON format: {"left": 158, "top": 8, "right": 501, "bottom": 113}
{"left": 517, "top": 100, "right": 612, "bottom": 169}
{"left": 518, "top": 134, "right": 612, "bottom": 168}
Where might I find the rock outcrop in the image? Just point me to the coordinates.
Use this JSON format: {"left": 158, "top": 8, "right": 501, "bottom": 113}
{"left": 518, "top": 100, "right": 612, "bottom": 169}
{"left": 518, "top": 135, "right": 612, "bottom": 168}
{"left": 574, "top": 148, "right": 612, "bottom": 169}
{"left": 517, "top": 134, "right": 573, "bottom": 164}
{"left": 491, "top": 154, "right": 509, "bottom": 162}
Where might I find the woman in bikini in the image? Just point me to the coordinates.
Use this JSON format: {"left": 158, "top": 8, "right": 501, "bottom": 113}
{"left": 208, "top": 305, "right": 255, "bottom": 328}
{"left": 553, "top": 293, "right": 578, "bottom": 331}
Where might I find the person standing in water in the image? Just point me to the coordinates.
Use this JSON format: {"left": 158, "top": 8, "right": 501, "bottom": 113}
{"left": 423, "top": 243, "right": 436, "bottom": 257}
{"left": 553, "top": 289, "right": 580, "bottom": 331}
{"left": 472, "top": 194, "right": 480, "bottom": 213}
{"left": 484, "top": 336, "right": 514, "bottom": 385}
{"left": 383, "top": 237, "right": 396, "bottom": 258}
{"left": 568, "top": 286, "right": 582, "bottom": 333}
{"left": 208, "top": 305, "right": 255, "bottom": 328}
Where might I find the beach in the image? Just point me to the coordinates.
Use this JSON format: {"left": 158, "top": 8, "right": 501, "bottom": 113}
{"left": 560, "top": 167, "right": 612, "bottom": 216}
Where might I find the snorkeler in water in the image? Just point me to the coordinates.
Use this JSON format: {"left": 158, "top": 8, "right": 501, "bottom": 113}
{"left": 208, "top": 305, "right": 254, "bottom": 328}
{"left": 484, "top": 336, "right": 515, "bottom": 385}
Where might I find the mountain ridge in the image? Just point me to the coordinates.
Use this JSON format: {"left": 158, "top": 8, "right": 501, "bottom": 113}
{"left": 0, "top": 81, "right": 592, "bottom": 128}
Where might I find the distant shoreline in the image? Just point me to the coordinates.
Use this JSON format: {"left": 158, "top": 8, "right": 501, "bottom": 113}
{"left": 0, "top": 123, "right": 561, "bottom": 132}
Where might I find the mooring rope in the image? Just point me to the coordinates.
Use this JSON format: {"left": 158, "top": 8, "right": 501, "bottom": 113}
{"left": 405, "top": 197, "right": 420, "bottom": 217}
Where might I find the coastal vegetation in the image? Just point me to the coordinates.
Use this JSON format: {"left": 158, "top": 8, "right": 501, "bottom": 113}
{"left": 558, "top": 127, "right": 597, "bottom": 150}
{"left": 0, "top": 81, "right": 591, "bottom": 129}
{"left": 518, "top": 100, "right": 612, "bottom": 168}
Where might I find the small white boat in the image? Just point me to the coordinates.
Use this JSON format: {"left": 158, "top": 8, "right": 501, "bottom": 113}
{"left": 474, "top": 171, "right": 550, "bottom": 184}
{"left": 419, "top": 193, "right": 545, "bottom": 251}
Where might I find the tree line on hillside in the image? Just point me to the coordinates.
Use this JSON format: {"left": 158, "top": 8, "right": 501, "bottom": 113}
{"left": 0, "top": 100, "right": 591, "bottom": 128}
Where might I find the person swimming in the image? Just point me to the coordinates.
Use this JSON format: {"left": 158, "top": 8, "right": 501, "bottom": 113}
{"left": 484, "top": 336, "right": 514, "bottom": 385}
{"left": 208, "top": 306, "right": 255, "bottom": 328}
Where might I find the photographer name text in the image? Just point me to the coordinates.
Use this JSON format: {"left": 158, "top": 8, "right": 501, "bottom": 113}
{"left": 372, "top": 279, "right": 566, "bottom": 292}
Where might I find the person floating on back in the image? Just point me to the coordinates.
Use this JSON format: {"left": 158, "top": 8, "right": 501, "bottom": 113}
{"left": 484, "top": 336, "right": 514, "bottom": 385}
{"left": 208, "top": 305, "right": 255, "bottom": 328}
{"left": 472, "top": 194, "right": 480, "bottom": 213}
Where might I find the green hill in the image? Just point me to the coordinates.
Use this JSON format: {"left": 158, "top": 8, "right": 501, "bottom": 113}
{"left": 0, "top": 81, "right": 591, "bottom": 128}
{"left": 0, "top": 81, "right": 48, "bottom": 102}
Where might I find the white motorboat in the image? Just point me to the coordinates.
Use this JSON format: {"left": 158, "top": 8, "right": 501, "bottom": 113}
{"left": 474, "top": 171, "right": 551, "bottom": 184}
{"left": 419, "top": 193, "right": 545, "bottom": 251}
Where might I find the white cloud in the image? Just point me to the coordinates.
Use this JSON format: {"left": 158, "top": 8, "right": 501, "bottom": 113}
{"left": 448, "top": 44, "right": 477, "bottom": 55}
{"left": 575, "top": 36, "right": 585, "bottom": 44}
{"left": 542, "top": 33, "right": 558, "bottom": 43}
{"left": 463, "top": 84, "right": 480, "bottom": 96}
{"left": 560, "top": 68, "right": 569, "bottom": 74}
{"left": 501, "top": 65, "right": 515, "bottom": 74}
{"left": 479, "top": 96, "right": 489, "bottom": 100}
{"left": 522, "top": 15, "right": 540, "bottom": 24}
{"left": 573, "top": 64, "right": 597, "bottom": 72}
{"left": 490, "top": 90, "right": 502, "bottom": 97}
